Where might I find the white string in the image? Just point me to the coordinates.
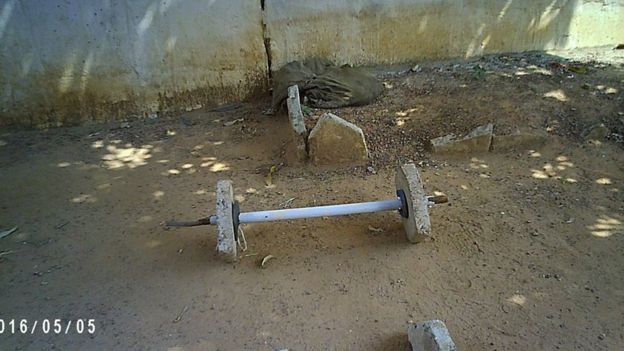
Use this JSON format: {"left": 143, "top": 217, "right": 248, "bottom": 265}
{"left": 237, "top": 226, "right": 247, "bottom": 252}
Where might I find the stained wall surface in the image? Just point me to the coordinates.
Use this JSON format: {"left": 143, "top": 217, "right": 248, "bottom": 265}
{"left": 0, "top": 0, "right": 268, "bottom": 127}
{"left": 1, "top": 0, "right": 623, "bottom": 127}
{"left": 265, "top": 0, "right": 624, "bottom": 68}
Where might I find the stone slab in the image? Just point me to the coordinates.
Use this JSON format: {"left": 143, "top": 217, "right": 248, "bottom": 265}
{"left": 491, "top": 130, "right": 550, "bottom": 151}
{"left": 287, "top": 85, "right": 307, "bottom": 135}
{"left": 395, "top": 163, "right": 431, "bottom": 243}
{"left": 431, "top": 124, "right": 493, "bottom": 154}
{"left": 216, "top": 180, "right": 237, "bottom": 262}
{"left": 408, "top": 320, "right": 458, "bottom": 351}
{"left": 286, "top": 85, "right": 308, "bottom": 162}
{"left": 308, "top": 113, "right": 368, "bottom": 166}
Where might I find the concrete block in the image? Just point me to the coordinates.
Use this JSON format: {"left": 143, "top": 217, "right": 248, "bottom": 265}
{"left": 408, "top": 320, "right": 458, "bottom": 351}
{"left": 431, "top": 124, "right": 493, "bottom": 154}
{"left": 308, "top": 113, "right": 368, "bottom": 166}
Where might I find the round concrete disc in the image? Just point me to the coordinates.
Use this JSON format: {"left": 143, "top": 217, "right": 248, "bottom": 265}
{"left": 395, "top": 163, "right": 432, "bottom": 243}
{"left": 216, "top": 180, "right": 237, "bottom": 262}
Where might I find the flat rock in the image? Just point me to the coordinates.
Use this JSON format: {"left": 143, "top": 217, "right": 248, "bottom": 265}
{"left": 431, "top": 124, "right": 493, "bottom": 154}
{"left": 582, "top": 123, "right": 610, "bottom": 141}
{"left": 308, "top": 113, "right": 368, "bottom": 165}
{"left": 492, "top": 129, "right": 550, "bottom": 151}
{"left": 408, "top": 320, "right": 458, "bottom": 351}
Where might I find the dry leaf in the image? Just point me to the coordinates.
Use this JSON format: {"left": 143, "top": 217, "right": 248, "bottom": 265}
{"left": 265, "top": 165, "right": 278, "bottom": 187}
{"left": 567, "top": 65, "right": 588, "bottom": 74}
{"left": 223, "top": 118, "right": 244, "bottom": 126}
{"left": 368, "top": 225, "right": 384, "bottom": 233}
{"left": 173, "top": 306, "right": 188, "bottom": 323}
{"left": 261, "top": 255, "right": 276, "bottom": 268}
{"left": 0, "top": 250, "right": 17, "bottom": 257}
{"left": 0, "top": 226, "right": 17, "bottom": 239}
{"left": 279, "top": 197, "right": 296, "bottom": 208}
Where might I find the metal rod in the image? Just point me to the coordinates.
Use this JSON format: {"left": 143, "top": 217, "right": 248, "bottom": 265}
{"left": 166, "top": 217, "right": 213, "bottom": 227}
{"left": 238, "top": 198, "right": 402, "bottom": 224}
{"left": 165, "top": 195, "right": 447, "bottom": 228}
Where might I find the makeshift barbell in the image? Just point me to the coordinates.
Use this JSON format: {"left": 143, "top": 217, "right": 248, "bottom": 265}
{"left": 166, "top": 163, "right": 447, "bottom": 262}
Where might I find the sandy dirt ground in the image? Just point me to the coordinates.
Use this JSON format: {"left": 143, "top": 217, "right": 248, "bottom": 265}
{"left": 1, "top": 48, "right": 623, "bottom": 350}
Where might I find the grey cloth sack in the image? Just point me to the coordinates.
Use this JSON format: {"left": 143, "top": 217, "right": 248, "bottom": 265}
{"left": 271, "top": 58, "right": 383, "bottom": 111}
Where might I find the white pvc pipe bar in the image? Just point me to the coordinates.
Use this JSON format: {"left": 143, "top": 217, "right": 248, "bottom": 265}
{"left": 237, "top": 198, "right": 402, "bottom": 224}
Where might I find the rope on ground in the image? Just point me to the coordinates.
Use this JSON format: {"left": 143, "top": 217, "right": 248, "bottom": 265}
{"left": 237, "top": 226, "right": 247, "bottom": 252}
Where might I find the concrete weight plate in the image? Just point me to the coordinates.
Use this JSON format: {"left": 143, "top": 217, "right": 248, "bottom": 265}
{"left": 395, "top": 163, "right": 432, "bottom": 243}
{"left": 216, "top": 180, "right": 237, "bottom": 262}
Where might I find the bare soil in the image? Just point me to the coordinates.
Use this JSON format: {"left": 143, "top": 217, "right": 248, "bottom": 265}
{"left": 1, "top": 48, "right": 623, "bottom": 350}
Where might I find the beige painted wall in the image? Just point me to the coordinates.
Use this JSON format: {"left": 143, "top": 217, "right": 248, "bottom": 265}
{"left": 0, "top": 0, "right": 268, "bottom": 127}
{"left": 265, "top": 0, "right": 624, "bottom": 69}
{"left": 1, "top": 0, "right": 622, "bottom": 127}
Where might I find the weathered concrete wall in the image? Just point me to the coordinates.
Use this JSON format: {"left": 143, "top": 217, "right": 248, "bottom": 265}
{"left": 2, "top": 0, "right": 623, "bottom": 127}
{"left": 265, "top": 0, "right": 624, "bottom": 69}
{"left": 0, "top": 0, "right": 268, "bottom": 127}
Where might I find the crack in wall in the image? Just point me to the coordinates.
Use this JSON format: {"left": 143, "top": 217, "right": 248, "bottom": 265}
{"left": 260, "top": 0, "right": 273, "bottom": 81}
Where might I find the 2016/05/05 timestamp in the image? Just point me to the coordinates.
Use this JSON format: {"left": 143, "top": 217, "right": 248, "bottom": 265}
{"left": 0, "top": 319, "right": 95, "bottom": 335}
